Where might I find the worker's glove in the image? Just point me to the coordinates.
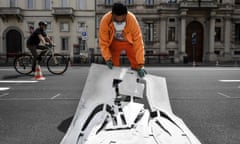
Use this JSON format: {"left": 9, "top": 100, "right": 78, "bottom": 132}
{"left": 106, "top": 60, "right": 113, "bottom": 69}
{"left": 137, "top": 67, "right": 147, "bottom": 78}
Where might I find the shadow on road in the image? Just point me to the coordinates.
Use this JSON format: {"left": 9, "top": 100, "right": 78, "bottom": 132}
{"left": 2, "top": 75, "right": 32, "bottom": 79}
{"left": 57, "top": 116, "right": 73, "bottom": 133}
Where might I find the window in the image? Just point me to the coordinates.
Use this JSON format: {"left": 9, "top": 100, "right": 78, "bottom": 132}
{"left": 168, "top": 0, "right": 176, "bottom": 3}
{"left": 169, "top": 18, "right": 175, "bottom": 23}
{"left": 236, "top": 0, "right": 240, "bottom": 4}
{"left": 146, "top": 23, "right": 154, "bottom": 41}
{"left": 145, "top": 0, "right": 154, "bottom": 6}
{"left": 216, "top": 18, "right": 221, "bottom": 23}
{"left": 96, "top": 16, "right": 101, "bottom": 29}
{"left": 105, "top": 0, "right": 113, "bottom": 6}
{"left": 46, "top": 21, "right": 52, "bottom": 32}
{"left": 28, "top": 0, "right": 34, "bottom": 9}
{"left": 78, "top": 0, "right": 86, "bottom": 9}
{"left": 235, "top": 24, "right": 240, "bottom": 43}
{"left": 10, "top": 0, "right": 17, "bottom": 7}
{"left": 78, "top": 38, "right": 86, "bottom": 51}
{"left": 44, "top": 0, "right": 51, "bottom": 9}
{"left": 27, "top": 22, "right": 35, "bottom": 34}
{"left": 125, "top": 0, "right": 134, "bottom": 6}
{"left": 60, "top": 22, "right": 70, "bottom": 32}
{"left": 61, "top": 0, "right": 69, "bottom": 7}
{"left": 61, "top": 37, "right": 69, "bottom": 50}
{"left": 168, "top": 27, "right": 176, "bottom": 41}
{"left": 78, "top": 22, "right": 86, "bottom": 32}
{"left": 215, "top": 27, "right": 221, "bottom": 41}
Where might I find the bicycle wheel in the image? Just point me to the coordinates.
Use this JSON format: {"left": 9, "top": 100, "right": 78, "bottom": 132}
{"left": 47, "top": 53, "right": 68, "bottom": 75}
{"left": 14, "top": 54, "right": 33, "bottom": 75}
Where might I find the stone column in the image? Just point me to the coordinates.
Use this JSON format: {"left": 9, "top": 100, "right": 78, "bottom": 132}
{"left": 179, "top": 10, "right": 187, "bottom": 61}
{"left": 208, "top": 11, "right": 216, "bottom": 61}
{"left": 160, "top": 16, "right": 166, "bottom": 53}
{"left": 224, "top": 15, "right": 232, "bottom": 60}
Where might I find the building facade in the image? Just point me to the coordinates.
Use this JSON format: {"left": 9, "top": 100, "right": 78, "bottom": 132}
{"left": 96, "top": 0, "right": 240, "bottom": 63}
{"left": 0, "top": 0, "right": 95, "bottom": 63}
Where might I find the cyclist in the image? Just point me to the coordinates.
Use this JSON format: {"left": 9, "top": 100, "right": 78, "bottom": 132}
{"left": 26, "top": 21, "right": 53, "bottom": 71}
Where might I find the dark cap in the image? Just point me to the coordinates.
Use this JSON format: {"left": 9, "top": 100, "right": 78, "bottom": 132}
{"left": 38, "top": 21, "right": 47, "bottom": 26}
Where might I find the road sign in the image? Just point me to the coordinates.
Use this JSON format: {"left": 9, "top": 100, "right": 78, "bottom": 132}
{"left": 81, "top": 31, "right": 88, "bottom": 40}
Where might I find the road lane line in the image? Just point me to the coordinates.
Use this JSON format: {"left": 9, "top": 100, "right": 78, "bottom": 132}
{"left": 0, "top": 87, "right": 10, "bottom": 91}
{"left": 218, "top": 92, "right": 231, "bottom": 98}
{"left": 51, "top": 93, "right": 61, "bottom": 99}
{"left": 0, "top": 93, "right": 9, "bottom": 98}
{"left": 219, "top": 80, "right": 240, "bottom": 82}
{"left": 0, "top": 98, "right": 79, "bottom": 101}
{"left": 0, "top": 80, "right": 38, "bottom": 83}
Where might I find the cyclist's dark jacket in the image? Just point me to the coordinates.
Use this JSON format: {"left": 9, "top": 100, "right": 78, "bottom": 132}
{"left": 27, "top": 28, "right": 47, "bottom": 46}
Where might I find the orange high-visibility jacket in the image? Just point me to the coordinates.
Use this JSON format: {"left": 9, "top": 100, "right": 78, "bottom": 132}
{"left": 99, "top": 11, "right": 145, "bottom": 65}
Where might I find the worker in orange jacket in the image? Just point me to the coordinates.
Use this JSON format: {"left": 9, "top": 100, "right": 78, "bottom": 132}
{"left": 99, "top": 2, "right": 147, "bottom": 77}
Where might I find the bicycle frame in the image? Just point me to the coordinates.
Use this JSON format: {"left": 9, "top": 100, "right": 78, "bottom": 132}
{"left": 40, "top": 45, "right": 57, "bottom": 64}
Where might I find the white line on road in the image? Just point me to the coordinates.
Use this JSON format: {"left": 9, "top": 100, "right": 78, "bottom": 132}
{"left": 0, "top": 87, "right": 10, "bottom": 91}
{"left": 0, "top": 80, "right": 38, "bottom": 83}
{"left": 0, "top": 98, "right": 79, "bottom": 101}
{"left": 51, "top": 93, "right": 61, "bottom": 99}
{"left": 219, "top": 80, "right": 240, "bottom": 82}
{"left": 0, "top": 93, "right": 9, "bottom": 98}
{"left": 218, "top": 92, "right": 231, "bottom": 98}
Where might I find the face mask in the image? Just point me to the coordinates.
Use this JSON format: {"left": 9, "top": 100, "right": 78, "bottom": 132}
{"left": 113, "top": 21, "right": 126, "bottom": 31}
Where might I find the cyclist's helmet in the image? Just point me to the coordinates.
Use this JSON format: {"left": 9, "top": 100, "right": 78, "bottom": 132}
{"left": 38, "top": 21, "right": 47, "bottom": 26}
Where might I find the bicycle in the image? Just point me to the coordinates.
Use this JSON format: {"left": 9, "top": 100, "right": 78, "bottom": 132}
{"left": 14, "top": 44, "right": 69, "bottom": 75}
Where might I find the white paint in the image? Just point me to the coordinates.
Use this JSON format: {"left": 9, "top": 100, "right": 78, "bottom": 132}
{"left": 0, "top": 98, "right": 79, "bottom": 101}
{"left": 0, "top": 87, "right": 10, "bottom": 91}
{"left": 0, "top": 80, "right": 38, "bottom": 83}
{"left": 219, "top": 80, "right": 240, "bottom": 82}
{"left": 51, "top": 93, "right": 61, "bottom": 99}
{"left": 218, "top": 92, "right": 231, "bottom": 98}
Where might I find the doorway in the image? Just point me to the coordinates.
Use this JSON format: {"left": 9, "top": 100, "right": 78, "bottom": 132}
{"left": 186, "top": 21, "right": 203, "bottom": 62}
{"left": 6, "top": 29, "right": 22, "bottom": 55}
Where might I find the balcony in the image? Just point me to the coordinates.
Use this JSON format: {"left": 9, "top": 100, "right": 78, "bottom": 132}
{"left": 52, "top": 7, "right": 75, "bottom": 21}
{"left": 0, "top": 7, "right": 23, "bottom": 22}
{"left": 179, "top": 0, "right": 218, "bottom": 9}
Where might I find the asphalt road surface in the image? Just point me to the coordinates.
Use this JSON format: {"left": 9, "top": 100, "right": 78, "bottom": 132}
{"left": 0, "top": 65, "right": 240, "bottom": 144}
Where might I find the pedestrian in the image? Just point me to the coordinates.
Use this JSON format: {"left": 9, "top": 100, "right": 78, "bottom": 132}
{"left": 98, "top": 2, "right": 147, "bottom": 77}
{"left": 27, "top": 21, "right": 54, "bottom": 71}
